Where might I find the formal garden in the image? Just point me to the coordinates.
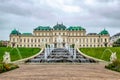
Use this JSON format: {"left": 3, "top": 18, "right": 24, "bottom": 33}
{"left": 80, "top": 47, "right": 120, "bottom": 72}
{"left": 0, "top": 47, "right": 40, "bottom": 73}
{"left": 0, "top": 46, "right": 120, "bottom": 73}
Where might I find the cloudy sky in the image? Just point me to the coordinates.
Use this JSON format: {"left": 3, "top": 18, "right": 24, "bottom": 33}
{"left": 0, "top": 0, "right": 120, "bottom": 40}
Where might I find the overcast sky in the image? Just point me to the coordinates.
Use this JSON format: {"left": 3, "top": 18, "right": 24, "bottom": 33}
{"left": 0, "top": 0, "right": 120, "bottom": 40}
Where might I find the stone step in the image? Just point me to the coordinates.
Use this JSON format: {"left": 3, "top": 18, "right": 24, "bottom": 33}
{"left": 26, "top": 48, "right": 97, "bottom": 63}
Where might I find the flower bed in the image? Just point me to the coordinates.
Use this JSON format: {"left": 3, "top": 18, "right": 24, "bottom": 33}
{"left": 0, "top": 63, "right": 19, "bottom": 73}
{"left": 105, "top": 59, "right": 120, "bottom": 72}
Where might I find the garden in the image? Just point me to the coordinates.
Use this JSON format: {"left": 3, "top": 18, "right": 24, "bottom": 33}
{"left": 0, "top": 47, "right": 40, "bottom": 73}
{"left": 80, "top": 47, "right": 120, "bottom": 72}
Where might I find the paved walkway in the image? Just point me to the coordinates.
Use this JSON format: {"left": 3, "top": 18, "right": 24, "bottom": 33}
{"left": 0, "top": 63, "right": 120, "bottom": 80}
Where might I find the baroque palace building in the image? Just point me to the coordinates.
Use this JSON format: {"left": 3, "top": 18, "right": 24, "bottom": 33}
{"left": 9, "top": 23, "right": 111, "bottom": 48}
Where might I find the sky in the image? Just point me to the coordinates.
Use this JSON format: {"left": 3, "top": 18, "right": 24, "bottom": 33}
{"left": 0, "top": 0, "right": 120, "bottom": 40}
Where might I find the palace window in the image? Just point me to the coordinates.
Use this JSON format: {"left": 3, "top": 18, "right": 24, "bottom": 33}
{"left": 28, "top": 39, "right": 29, "bottom": 42}
{"left": 79, "top": 39, "right": 81, "bottom": 43}
{"left": 31, "top": 39, "right": 33, "bottom": 42}
{"left": 20, "top": 39, "right": 22, "bottom": 42}
{"left": 13, "top": 38, "right": 15, "bottom": 42}
{"left": 24, "top": 39, "right": 26, "bottom": 43}
{"left": 63, "top": 33, "right": 65, "bottom": 35}
{"left": 90, "top": 38, "right": 92, "bottom": 43}
{"left": 38, "top": 39, "right": 40, "bottom": 42}
{"left": 101, "top": 38, "right": 103, "bottom": 42}
{"left": 105, "top": 38, "right": 107, "bottom": 42}
{"left": 83, "top": 38, "right": 85, "bottom": 43}
{"left": 98, "top": 38, "right": 99, "bottom": 43}
{"left": 94, "top": 38, "right": 96, "bottom": 43}
{"left": 86, "top": 38, "right": 88, "bottom": 43}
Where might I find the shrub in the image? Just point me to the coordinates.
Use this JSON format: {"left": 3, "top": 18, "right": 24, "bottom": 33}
{"left": 0, "top": 63, "right": 19, "bottom": 73}
{"left": 105, "top": 59, "right": 120, "bottom": 72}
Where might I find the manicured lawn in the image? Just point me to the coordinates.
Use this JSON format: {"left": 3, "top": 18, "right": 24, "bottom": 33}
{"left": 0, "top": 47, "right": 40, "bottom": 62}
{"left": 80, "top": 47, "right": 120, "bottom": 61}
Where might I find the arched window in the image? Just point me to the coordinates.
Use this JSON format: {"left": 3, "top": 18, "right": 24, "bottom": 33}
{"left": 105, "top": 38, "right": 107, "bottom": 42}
{"left": 28, "top": 39, "right": 29, "bottom": 42}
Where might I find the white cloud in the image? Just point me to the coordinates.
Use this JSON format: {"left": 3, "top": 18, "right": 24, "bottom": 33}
{"left": 0, "top": 0, "right": 120, "bottom": 40}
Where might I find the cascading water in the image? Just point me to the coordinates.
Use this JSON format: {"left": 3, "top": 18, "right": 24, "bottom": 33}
{"left": 10, "top": 47, "right": 22, "bottom": 60}
{"left": 100, "top": 49, "right": 113, "bottom": 60}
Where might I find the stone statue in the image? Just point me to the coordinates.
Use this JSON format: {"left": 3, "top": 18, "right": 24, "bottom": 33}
{"left": 57, "top": 35, "right": 63, "bottom": 43}
{"left": 3, "top": 52, "right": 11, "bottom": 63}
{"left": 75, "top": 41, "right": 79, "bottom": 49}
{"left": 57, "top": 35, "right": 63, "bottom": 48}
{"left": 110, "top": 52, "right": 117, "bottom": 63}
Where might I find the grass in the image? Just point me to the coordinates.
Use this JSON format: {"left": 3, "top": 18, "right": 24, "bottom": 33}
{"left": 0, "top": 47, "right": 40, "bottom": 62}
{"left": 80, "top": 47, "right": 120, "bottom": 61}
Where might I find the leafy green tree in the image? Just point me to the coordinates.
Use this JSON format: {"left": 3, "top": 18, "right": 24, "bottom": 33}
{"left": 0, "top": 41, "right": 7, "bottom": 47}
{"left": 113, "top": 38, "right": 120, "bottom": 47}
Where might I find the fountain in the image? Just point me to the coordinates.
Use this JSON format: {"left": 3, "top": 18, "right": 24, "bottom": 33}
{"left": 27, "top": 47, "right": 97, "bottom": 63}
{"left": 10, "top": 47, "right": 22, "bottom": 60}
{"left": 26, "top": 36, "right": 97, "bottom": 63}
{"left": 101, "top": 49, "right": 117, "bottom": 62}
{"left": 3, "top": 47, "right": 22, "bottom": 63}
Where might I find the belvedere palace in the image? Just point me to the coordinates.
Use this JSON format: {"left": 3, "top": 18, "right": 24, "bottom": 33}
{"left": 9, "top": 23, "right": 111, "bottom": 48}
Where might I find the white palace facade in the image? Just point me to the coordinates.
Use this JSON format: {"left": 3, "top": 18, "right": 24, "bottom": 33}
{"left": 9, "top": 23, "right": 111, "bottom": 48}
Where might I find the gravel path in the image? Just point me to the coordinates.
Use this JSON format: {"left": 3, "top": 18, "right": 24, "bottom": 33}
{"left": 0, "top": 63, "right": 120, "bottom": 80}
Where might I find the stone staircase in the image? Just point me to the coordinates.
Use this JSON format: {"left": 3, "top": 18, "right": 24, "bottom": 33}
{"left": 26, "top": 48, "right": 98, "bottom": 63}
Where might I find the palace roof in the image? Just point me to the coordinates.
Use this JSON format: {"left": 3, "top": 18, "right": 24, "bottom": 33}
{"left": 22, "top": 33, "right": 32, "bottom": 36}
{"left": 10, "top": 29, "right": 21, "bottom": 35}
{"left": 53, "top": 23, "right": 66, "bottom": 30}
{"left": 99, "top": 29, "right": 109, "bottom": 35}
{"left": 34, "top": 26, "right": 52, "bottom": 31}
{"left": 67, "top": 26, "right": 85, "bottom": 31}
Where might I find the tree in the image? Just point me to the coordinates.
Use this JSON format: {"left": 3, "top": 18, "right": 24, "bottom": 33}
{"left": 113, "top": 38, "right": 120, "bottom": 47}
{"left": 0, "top": 41, "right": 7, "bottom": 47}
